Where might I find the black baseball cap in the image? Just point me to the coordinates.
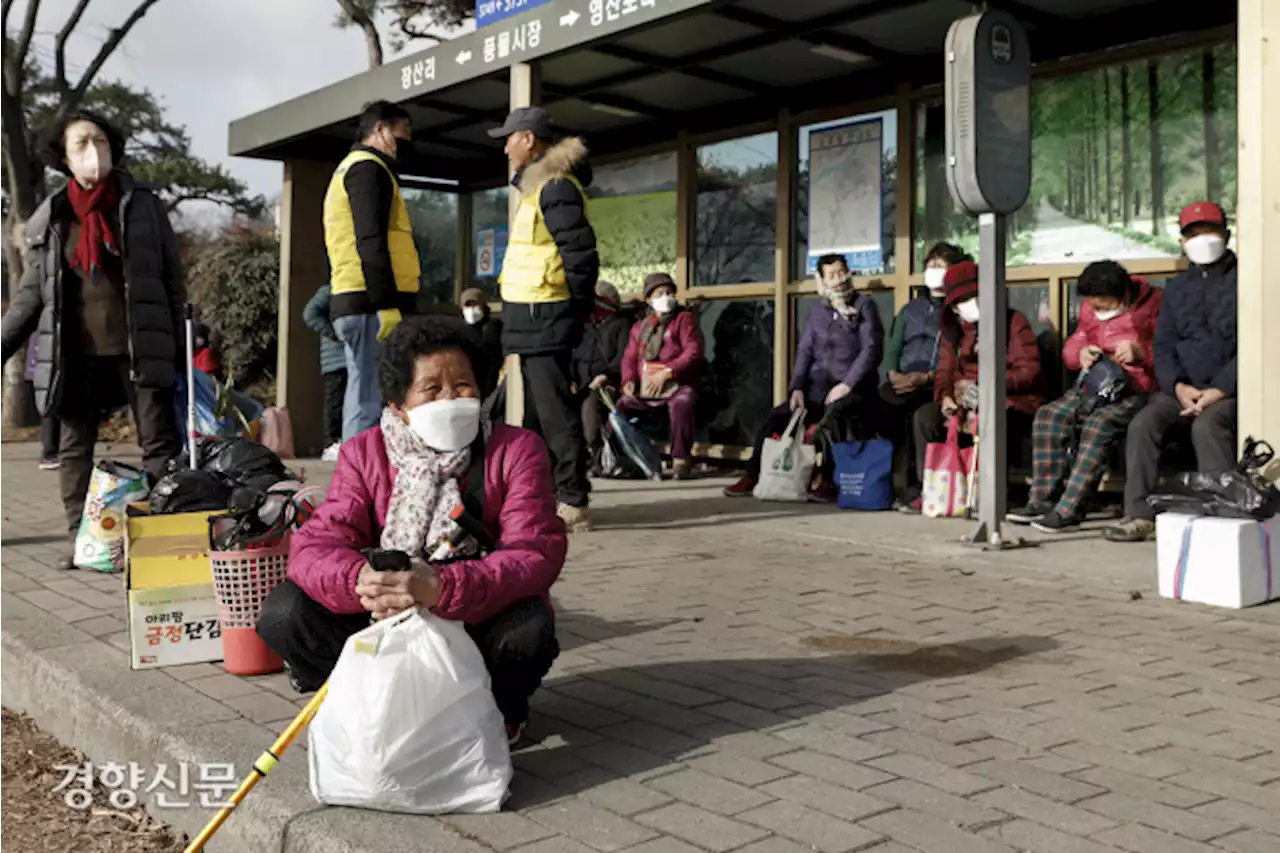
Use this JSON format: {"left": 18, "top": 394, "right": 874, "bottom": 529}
{"left": 488, "top": 106, "right": 554, "bottom": 140}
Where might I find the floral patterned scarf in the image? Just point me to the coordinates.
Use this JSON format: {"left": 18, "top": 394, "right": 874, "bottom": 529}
{"left": 379, "top": 409, "right": 485, "bottom": 560}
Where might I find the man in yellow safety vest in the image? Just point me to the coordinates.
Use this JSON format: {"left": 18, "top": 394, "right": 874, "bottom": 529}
{"left": 490, "top": 106, "right": 599, "bottom": 532}
{"left": 323, "top": 100, "right": 421, "bottom": 441}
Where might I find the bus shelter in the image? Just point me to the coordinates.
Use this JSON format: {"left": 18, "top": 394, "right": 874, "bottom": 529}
{"left": 229, "top": 0, "right": 1277, "bottom": 462}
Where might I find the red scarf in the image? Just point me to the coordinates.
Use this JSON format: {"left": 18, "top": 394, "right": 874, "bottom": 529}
{"left": 590, "top": 297, "right": 617, "bottom": 325}
{"left": 66, "top": 174, "right": 121, "bottom": 281}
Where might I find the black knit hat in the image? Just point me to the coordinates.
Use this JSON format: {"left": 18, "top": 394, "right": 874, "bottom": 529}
{"left": 643, "top": 272, "right": 675, "bottom": 299}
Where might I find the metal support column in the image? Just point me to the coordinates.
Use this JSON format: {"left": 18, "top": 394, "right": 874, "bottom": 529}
{"left": 970, "top": 213, "right": 1009, "bottom": 545}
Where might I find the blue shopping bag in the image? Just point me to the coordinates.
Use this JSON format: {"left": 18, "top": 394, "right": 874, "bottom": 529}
{"left": 832, "top": 439, "right": 895, "bottom": 511}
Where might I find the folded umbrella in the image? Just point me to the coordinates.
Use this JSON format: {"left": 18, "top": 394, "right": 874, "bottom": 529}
{"left": 597, "top": 388, "right": 662, "bottom": 481}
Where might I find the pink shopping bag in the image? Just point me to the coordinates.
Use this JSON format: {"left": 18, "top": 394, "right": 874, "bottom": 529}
{"left": 259, "top": 407, "right": 296, "bottom": 459}
{"left": 922, "top": 416, "right": 974, "bottom": 518}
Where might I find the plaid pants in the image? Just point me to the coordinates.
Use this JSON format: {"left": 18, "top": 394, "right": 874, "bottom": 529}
{"left": 1030, "top": 392, "right": 1146, "bottom": 517}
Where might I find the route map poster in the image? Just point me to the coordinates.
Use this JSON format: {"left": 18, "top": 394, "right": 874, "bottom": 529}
{"left": 805, "top": 117, "right": 884, "bottom": 276}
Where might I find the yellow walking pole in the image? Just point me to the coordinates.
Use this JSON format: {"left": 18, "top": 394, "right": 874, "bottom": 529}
{"left": 182, "top": 682, "right": 328, "bottom": 853}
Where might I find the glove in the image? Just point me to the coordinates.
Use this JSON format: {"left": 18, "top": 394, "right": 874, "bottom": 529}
{"left": 377, "top": 308, "right": 402, "bottom": 342}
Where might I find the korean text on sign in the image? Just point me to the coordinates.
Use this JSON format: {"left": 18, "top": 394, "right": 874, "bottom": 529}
{"left": 590, "top": 0, "right": 656, "bottom": 26}
{"left": 52, "top": 762, "right": 239, "bottom": 810}
{"left": 483, "top": 19, "right": 542, "bottom": 63}
{"left": 400, "top": 56, "right": 437, "bottom": 90}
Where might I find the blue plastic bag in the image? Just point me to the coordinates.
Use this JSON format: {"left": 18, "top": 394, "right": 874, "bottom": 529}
{"left": 832, "top": 439, "right": 895, "bottom": 511}
{"left": 175, "top": 368, "right": 264, "bottom": 446}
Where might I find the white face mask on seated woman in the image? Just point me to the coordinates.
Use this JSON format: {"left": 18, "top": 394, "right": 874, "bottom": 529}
{"left": 406, "top": 397, "right": 481, "bottom": 452}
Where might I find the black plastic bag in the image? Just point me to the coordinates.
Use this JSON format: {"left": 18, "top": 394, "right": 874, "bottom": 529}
{"left": 150, "top": 470, "right": 232, "bottom": 515}
{"left": 200, "top": 437, "right": 290, "bottom": 485}
{"left": 1148, "top": 437, "right": 1278, "bottom": 520}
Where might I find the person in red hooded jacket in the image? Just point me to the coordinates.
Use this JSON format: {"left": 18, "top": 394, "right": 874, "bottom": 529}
{"left": 1008, "top": 260, "right": 1162, "bottom": 532}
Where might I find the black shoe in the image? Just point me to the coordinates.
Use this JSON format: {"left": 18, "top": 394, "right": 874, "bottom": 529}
{"left": 1006, "top": 501, "right": 1054, "bottom": 524}
{"left": 1031, "top": 510, "right": 1081, "bottom": 534}
{"left": 284, "top": 662, "right": 324, "bottom": 694}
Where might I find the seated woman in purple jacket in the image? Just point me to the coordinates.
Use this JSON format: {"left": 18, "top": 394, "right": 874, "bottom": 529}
{"left": 256, "top": 317, "right": 566, "bottom": 743}
{"left": 725, "top": 254, "right": 884, "bottom": 500}
{"left": 618, "top": 272, "right": 705, "bottom": 479}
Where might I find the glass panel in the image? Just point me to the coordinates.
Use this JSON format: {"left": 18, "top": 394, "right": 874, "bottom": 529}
{"left": 695, "top": 299, "right": 774, "bottom": 446}
{"left": 587, "top": 152, "right": 678, "bottom": 298}
{"left": 401, "top": 188, "right": 457, "bottom": 309}
{"left": 794, "top": 291, "right": 896, "bottom": 384}
{"left": 1006, "top": 283, "right": 1060, "bottom": 398}
{"left": 695, "top": 133, "right": 778, "bottom": 286}
{"left": 471, "top": 187, "right": 508, "bottom": 300}
{"left": 795, "top": 110, "right": 897, "bottom": 280}
{"left": 914, "top": 43, "right": 1237, "bottom": 269}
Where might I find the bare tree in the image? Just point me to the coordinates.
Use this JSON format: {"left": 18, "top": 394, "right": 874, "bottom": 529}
{"left": 335, "top": 0, "right": 384, "bottom": 68}
{"left": 332, "top": 0, "right": 465, "bottom": 59}
{"left": 2, "top": 0, "right": 163, "bottom": 426}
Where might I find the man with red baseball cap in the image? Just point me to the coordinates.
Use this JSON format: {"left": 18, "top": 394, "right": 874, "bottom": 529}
{"left": 1105, "top": 200, "right": 1237, "bottom": 542}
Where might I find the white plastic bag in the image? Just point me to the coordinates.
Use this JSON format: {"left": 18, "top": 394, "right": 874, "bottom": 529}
{"left": 308, "top": 608, "right": 512, "bottom": 814}
{"left": 753, "top": 408, "right": 815, "bottom": 502}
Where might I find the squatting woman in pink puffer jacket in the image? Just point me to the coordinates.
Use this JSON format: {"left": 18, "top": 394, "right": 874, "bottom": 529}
{"left": 256, "top": 317, "right": 566, "bottom": 743}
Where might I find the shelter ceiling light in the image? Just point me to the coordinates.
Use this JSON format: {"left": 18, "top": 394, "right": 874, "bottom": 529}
{"left": 810, "top": 44, "right": 869, "bottom": 65}
{"left": 399, "top": 175, "right": 460, "bottom": 186}
{"left": 589, "top": 102, "right": 643, "bottom": 118}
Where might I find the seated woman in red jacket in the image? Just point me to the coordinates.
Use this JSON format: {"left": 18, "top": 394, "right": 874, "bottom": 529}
{"left": 1007, "top": 260, "right": 1161, "bottom": 533}
{"left": 907, "top": 260, "right": 1045, "bottom": 512}
{"left": 618, "top": 272, "right": 705, "bottom": 479}
{"left": 256, "top": 317, "right": 566, "bottom": 743}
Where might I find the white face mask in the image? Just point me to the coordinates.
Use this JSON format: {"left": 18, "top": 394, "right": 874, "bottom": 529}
{"left": 405, "top": 397, "right": 481, "bottom": 452}
{"left": 462, "top": 306, "right": 485, "bottom": 325}
{"left": 651, "top": 294, "right": 676, "bottom": 315}
{"left": 1184, "top": 233, "right": 1226, "bottom": 266}
{"left": 955, "top": 298, "right": 980, "bottom": 325}
{"left": 68, "top": 142, "right": 113, "bottom": 186}
{"left": 924, "top": 267, "right": 947, "bottom": 295}
{"left": 1093, "top": 306, "right": 1124, "bottom": 322}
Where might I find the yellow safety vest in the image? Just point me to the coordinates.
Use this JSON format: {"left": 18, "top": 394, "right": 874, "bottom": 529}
{"left": 500, "top": 175, "right": 586, "bottom": 304}
{"left": 323, "top": 150, "right": 420, "bottom": 301}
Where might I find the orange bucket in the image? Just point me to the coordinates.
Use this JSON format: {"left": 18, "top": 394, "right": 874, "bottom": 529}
{"left": 221, "top": 626, "right": 282, "bottom": 676}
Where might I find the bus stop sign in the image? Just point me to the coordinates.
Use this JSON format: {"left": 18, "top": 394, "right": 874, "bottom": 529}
{"left": 945, "top": 11, "right": 1031, "bottom": 216}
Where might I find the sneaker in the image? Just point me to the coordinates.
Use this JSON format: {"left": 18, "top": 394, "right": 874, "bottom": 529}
{"left": 1006, "top": 501, "right": 1054, "bottom": 525}
{"left": 284, "top": 662, "right": 324, "bottom": 694}
{"left": 506, "top": 721, "right": 528, "bottom": 748}
{"left": 321, "top": 443, "right": 341, "bottom": 462}
{"left": 723, "top": 476, "right": 757, "bottom": 497}
{"left": 39, "top": 458, "right": 60, "bottom": 471}
{"left": 1031, "top": 510, "right": 1081, "bottom": 534}
{"left": 1103, "top": 517, "right": 1156, "bottom": 543}
{"left": 556, "top": 502, "right": 593, "bottom": 533}
{"left": 895, "top": 497, "right": 923, "bottom": 515}
{"left": 671, "top": 459, "right": 693, "bottom": 481}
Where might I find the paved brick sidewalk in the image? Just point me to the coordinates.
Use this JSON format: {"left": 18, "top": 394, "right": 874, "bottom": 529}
{"left": 4, "top": 440, "right": 1280, "bottom": 853}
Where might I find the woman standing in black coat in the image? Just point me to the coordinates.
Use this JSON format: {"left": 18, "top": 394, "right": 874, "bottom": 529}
{"left": 1, "top": 111, "right": 184, "bottom": 567}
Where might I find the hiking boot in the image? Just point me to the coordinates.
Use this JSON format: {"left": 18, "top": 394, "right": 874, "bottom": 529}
{"left": 723, "top": 476, "right": 757, "bottom": 497}
{"left": 506, "top": 721, "right": 528, "bottom": 748}
{"left": 1031, "top": 510, "right": 1081, "bottom": 534}
{"left": 1103, "top": 517, "right": 1156, "bottom": 542}
{"left": 557, "top": 502, "right": 593, "bottom": 533}
{"left": 1006, "top": 501, "right": 1054, "bottom": 525}
{"left": 671, "top": 459, "right": 693, "bottom": 481}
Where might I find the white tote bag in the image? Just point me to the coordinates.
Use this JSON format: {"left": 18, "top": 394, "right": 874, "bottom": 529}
{"left": 753, "top": 408, "right": 815, "bottom": 502}
{"left": 309, "top": 608, "right": 512, "bottom": 814}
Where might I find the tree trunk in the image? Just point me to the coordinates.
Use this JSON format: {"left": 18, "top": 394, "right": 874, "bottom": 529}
{"left": 1121, "top": 65, "right": 1132, "bottom": 229}
{"left": 1147, "top": 60, "right": 1164, "bottom": 238}
{"left": 1203, "top": 49, "right": 1221, "bottom": 203}
{"left": 336, "top": 0, "right": 384, "bottom": 68}
{"left": 1090, "top": 78, "right": 1101, "bottom": 221}
{"left": 1104, "top": 68, "right": 1113, "bottom": 222}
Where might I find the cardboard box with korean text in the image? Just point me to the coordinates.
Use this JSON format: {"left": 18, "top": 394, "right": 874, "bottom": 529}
{"left": 124, "top": 504, "right": 224, "bottom": 669}
{"left": 1156, "top": 513, "right": 1278, "bottom": 609}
